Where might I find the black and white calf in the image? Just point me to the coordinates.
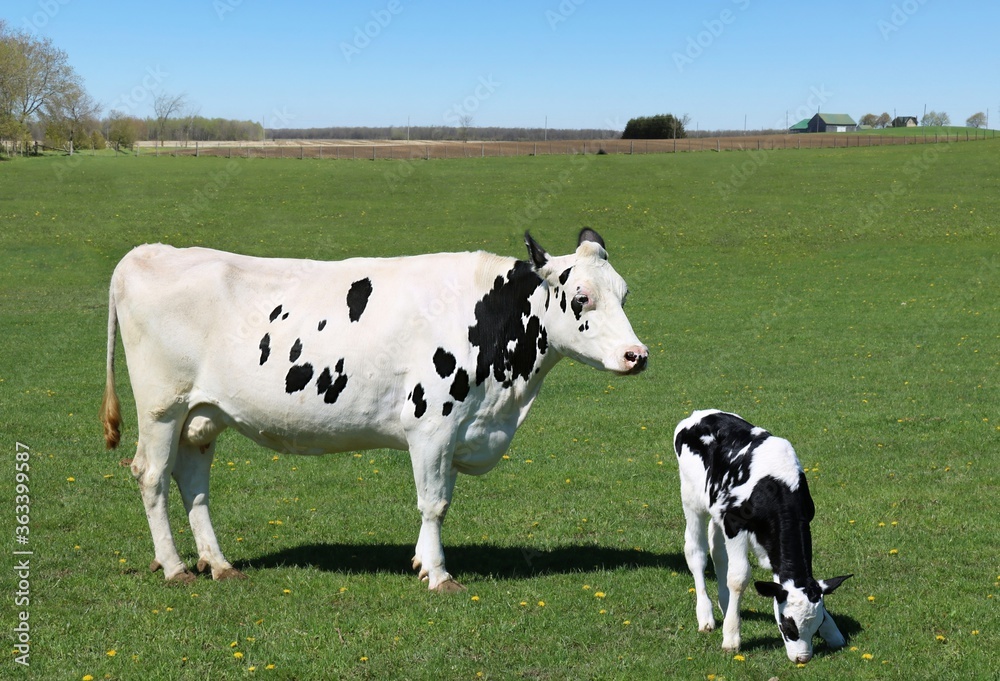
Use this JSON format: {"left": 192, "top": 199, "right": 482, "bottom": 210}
{"left": 673, "top": 409, "right": 851, "bottom": 663}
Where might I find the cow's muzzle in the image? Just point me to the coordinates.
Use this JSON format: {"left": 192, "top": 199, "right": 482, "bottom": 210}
{"left": 621, "top": 346, "right": 649, "bottom": 375}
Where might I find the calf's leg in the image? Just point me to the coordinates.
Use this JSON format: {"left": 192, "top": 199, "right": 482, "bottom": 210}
{"left": 683, "top": 508, "right": 716, "bottom": 632}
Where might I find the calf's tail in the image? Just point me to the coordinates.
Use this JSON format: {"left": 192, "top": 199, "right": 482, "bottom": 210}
{"left": 100, "top": 280, "right": 122, "bottom": 450}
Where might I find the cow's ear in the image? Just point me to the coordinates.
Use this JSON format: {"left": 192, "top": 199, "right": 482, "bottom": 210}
{"left": 819, "top": 575, "right": 852, "bottom": 595}
{"left": 524, "top": 232, "right": 549, "bottom": 270}
{"left": 578, "top": 227, "right": 606, "bottom": 249}
{"left": 755, "top": 581, "right": 788, "bottom": 602}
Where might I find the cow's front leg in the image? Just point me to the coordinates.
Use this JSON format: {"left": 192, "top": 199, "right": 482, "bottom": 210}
{"left": 721, "top": 533, "right": 751, "bottom": 653}
{"left": 408, "top": 444, "right": 463, "bottom": 592}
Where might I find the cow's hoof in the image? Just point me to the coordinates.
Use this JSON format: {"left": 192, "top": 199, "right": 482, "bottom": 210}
{"left": 150, "top": 559, "right": 162, "bottom": 573}
{"left": 166, "top": 569, "right": 197, "bottom": 584}
{"left": 213, "top": 567, "right": 247, "bottom": 581}
{"left": 433, "top": 579, "right": 466, "bottom": 594}
{"left": 196, "top": 558, "right": 210, "bottom": 574}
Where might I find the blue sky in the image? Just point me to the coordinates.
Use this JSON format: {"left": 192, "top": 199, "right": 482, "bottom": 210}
{"left": 6, "top": 0, "right": 999, "bottom": 132}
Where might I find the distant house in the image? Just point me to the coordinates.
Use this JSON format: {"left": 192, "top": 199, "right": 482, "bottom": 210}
{"left": 789, "top": 118, "right": 810, "bottom": 133}
{"left": 806, "top": 113, "right": 857, "bottom": 132}
{"left": 892, "top": 116, "right": 918, "bottom": 127}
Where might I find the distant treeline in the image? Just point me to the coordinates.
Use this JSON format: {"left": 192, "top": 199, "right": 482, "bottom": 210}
{"left": 268, "top": 126, "right": 620, "bottom": 142}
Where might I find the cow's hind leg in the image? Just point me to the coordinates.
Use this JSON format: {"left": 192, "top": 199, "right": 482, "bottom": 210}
{"left": 174, "top": 406, "right": 245, "bottom": 581}
{"left": 131, "top": 418, "right": 193, "bottom": 582}
{"left": 683, "top": 507, "right": 716, "bottom": 632}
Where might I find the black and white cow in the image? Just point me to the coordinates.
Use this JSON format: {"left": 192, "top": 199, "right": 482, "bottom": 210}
{"left": 101, "top": 229, "right": 647, "bottom": 591}
{"left": 673, "top": 409, "right": 851, "bottom": 663}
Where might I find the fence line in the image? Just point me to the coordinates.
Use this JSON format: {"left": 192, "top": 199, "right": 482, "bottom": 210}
{"left": 144, "top": 130, "right": 996, "bottom": 160}
{"left": 9, "top": 129, "right": 996, "bottom": 160}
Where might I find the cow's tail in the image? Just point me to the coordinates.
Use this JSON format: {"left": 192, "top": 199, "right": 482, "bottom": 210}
{"left": 100, "top": 278, "right": 122, "bottom": 450}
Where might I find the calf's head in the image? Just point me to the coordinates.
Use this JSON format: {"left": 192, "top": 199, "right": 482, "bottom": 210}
{"left": 525, "top": 229, "right": 647, "bottom": 375}
{"left": 755, "top": 575, "right": 852, "bottom": 664}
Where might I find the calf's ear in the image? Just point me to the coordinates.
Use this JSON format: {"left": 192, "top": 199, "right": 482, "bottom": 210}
{"left": 578, "top": 227, "right": 606, "bottom": 249}
{"left": 524, "top": 232, "right": 549, "bottom": 269}
{"left": 755, "top": 581, "right": 788, "bottom": 602}
{"left": 819, "top": 574, "right": 853, "bottom": 595}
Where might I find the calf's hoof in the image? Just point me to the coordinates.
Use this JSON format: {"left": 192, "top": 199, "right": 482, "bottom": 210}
{"left": 433, "top": 579, "right": 466, "bottom": 594}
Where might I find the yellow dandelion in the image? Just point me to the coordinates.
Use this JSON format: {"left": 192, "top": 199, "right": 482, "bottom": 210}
{"left": 733, "top": 654, "right": 745, "bottom": 661}
{"left": 471, "top": 595, "right": 480, "bottom": 602}
{"left": 537, "top": 600, "right": 545, "bottom": 607}
{"left": 582, "top": 584, "right": 591, "bottom": 590}
{"left": 248, "top": 666, "right": 256, "bottom": 672}
{"left": 67, "top": 477, "right": 75, "bottom": 482}
{"left": 936, "top": 635, "right": 946, "bottom": 642}
{"left": 283, "top": 589, "right": 291, "bottom": 594}
{"left": 595, "top": 592, "right": 606, "bottom": 599}
{"left": 360, "top": 656, "right": 368, "bottom": 662}
{"left": 622, "top": 620, "right": 631, "bottom": 626}
{"left": 868, "top": 595, "right": 876, "bottom": 602}
{"left": 266, "top": 664, "right": 275, "bottom": 670}
{"left": 106, "top": 649, "right": 117, "bottom": 657}
{"left": 889, "top": 549, "right": 899, "bottom": 555}
{"left": 862, "top": 653, "right": 874, "bottom": 660}
{"left": 599, "top": 609, "right": 607, "bottom": 614}
{"left": 850, "top": 646, "right": 859, "bottom": 652}
{"left": 83, "top": 676, "right": 94, "bottom": 681}
{"left": 230, "top": 641, "right": 238, "bottom": 648}
{"left": 519, "top": 601, "right": 528, "bottom": 607}
{"left": 972, "top": 630, "right": 980, "bottom": 635}
{"left": 234, "top": 651, "right": 244, "bottom": 660}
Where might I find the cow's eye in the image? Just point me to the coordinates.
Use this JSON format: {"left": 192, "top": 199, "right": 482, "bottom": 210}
{"left": 574, "top": 293, "right": 589, "bottom": 307}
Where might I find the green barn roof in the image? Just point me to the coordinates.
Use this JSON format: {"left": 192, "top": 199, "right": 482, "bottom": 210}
{"left": 816, "top": 113, "right": 857, "bottom": 126}
{"left": 789, "top": 118, "right": 810, "bottom": 131}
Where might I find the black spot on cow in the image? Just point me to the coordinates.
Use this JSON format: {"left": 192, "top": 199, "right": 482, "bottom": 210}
{"left": 570, "top": 295, "right": 584, "bottom": 320}
{"left": 578, "top": 321, "right": 589, "bottom": 333}
{"left": 442, "top": 402, "right": 453, "bottom": 417}
{"left": 269, "top": 305, "right": 283, "bottom": 322}
{"left": 285, "top": 363, "right": 313, "bottom": 393}
{"left": 450, "top": 368, "right": 470, "bottom": 402}
{"left": 559, "top": 267, "right": 572, "bottom": 285}
{"left": 467, "top": 260, "right": 545, "bottom": 387}
{"left": 317, "top": 363, "right": 349, "bottom": 404}
{"left": 433, "top": 348, "right": 457, "bottom": 378}
{"left": 258, "top": 333, "right": 271, "bottom": 365}
{"left": 560, "top": 290, "right": 567, "bottom": 313}
{"left": 410, "top": 383, "right": 427, "bottom": 419}
{"left": 347, "top": 278, "right": 373, "bottom": 322}
{"left": 318, "top": 319, "right": 327, "bottom": 331}
{"left": 537, "top": 328, "right": 548, "bottom": 356}
{"left": 289, "top": 338, "right": 303, "bottom": 363}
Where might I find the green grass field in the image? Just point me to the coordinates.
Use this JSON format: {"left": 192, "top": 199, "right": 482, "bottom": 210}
{"left": 1, "top": 140, "right": 998, "bottom": 680}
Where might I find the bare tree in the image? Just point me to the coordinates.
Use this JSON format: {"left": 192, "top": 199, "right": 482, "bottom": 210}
{"left": 153, "top": 92, "right": 187, "bottom": 145}
{"left": 859, "top": 113, "right": 878, "bottom": 127}
{"left": 458, "top": 114, "right": 473, "bottom": 142}
{"left": 876, "top": 112, "right": 891, "bottom": 129}
{"left": 921, "top": 111, "right": 950, "bottom": 127}
{"left": 966, "top": 112, "right": 986, "bottom": 128}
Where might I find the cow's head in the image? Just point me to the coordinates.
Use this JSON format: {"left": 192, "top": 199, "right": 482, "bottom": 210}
{"left": 755, "top": 575, "right": 852, "bottom": 664}
{"left": 525, "top": 228, "right": 648, "bottom": 375}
